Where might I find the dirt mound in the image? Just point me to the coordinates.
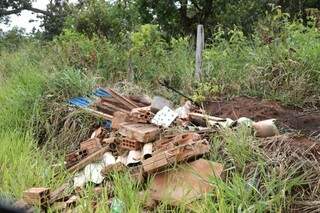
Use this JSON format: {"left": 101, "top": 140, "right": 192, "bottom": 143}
{"left": 204, "top": 96, "right": 320, "bottom": 137}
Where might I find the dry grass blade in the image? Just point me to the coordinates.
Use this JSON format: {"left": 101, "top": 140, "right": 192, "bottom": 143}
{"left": 260, "top": 134, "right": 320, "bottom": 210}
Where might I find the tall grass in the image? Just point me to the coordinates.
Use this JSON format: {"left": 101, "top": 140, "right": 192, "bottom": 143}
{"left": 0, "top": 132, "right": 62, "bottom": 198}
{"left": 0, "top": 65, "right": 45, "bottom": 132}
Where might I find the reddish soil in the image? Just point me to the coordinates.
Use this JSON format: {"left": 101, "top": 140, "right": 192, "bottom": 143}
{"left": 204, "top": 96, "right": 320, "bottom": 137}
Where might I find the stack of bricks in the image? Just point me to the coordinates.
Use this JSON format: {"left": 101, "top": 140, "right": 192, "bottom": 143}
{"left": 23, "top": 187, "right": 50, "bottom": 207}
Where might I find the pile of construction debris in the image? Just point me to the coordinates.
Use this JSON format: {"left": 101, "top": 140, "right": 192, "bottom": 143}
{"left": 17, "top": 88, "right": 279, "bottom": 212}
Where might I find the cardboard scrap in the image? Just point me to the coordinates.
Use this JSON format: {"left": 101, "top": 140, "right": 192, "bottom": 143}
{"left": 149, "top": 159, "right": 223, "bottom": 205}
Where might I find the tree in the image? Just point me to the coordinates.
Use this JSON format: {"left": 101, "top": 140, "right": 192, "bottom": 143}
{"left": 0, "top": 0, "right": 51, "bottom": 17}
{"left": 135, "top": 0, "right": 320, "bottom": 37}
{"left": 136, "top": 0, "right": 271, "bottom": 37}
{"left": 41, "top": 0, "right": 70, "bottom": 39}
{"left": 68, "top": 0, "right": 140, "bottom": 40}
{"left": 0, "top": 0, "right": 71, "bottom": 39}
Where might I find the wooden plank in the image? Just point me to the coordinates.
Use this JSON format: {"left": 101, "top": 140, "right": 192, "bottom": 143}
{"left": 128, "top": 95, "right": 151, "bottom": 106}
{"left": 85, "top": 108, "right": 113, "bottom": 120}
{"left": 195, "top": 24, "right": 204, "bottom": 81}
{"left": 106, "top": 88, "right": 139, "bottom": 109}
{"left": 99, "top": 100, "right": 130, "bottom": 114}
{"left": 67, "top": 146, "right": 109, "bottom": 173}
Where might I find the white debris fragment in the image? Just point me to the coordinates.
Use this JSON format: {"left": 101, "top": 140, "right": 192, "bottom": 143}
{"left": 142, "top": 143, "right": 153, "bottom": 160}
{"left": 252, "top": 119, "right": 279, "bottom": 137}
{"left": 208, "top": 118, "right": 234, "bottom": 128}
{"left": 220, "top": 118, "right": 234, "bottom": 128}
{"left": 73, "top": 170, "right": 86, "bottom": 188}
{"left": 103, "top": 152, "right": 116, "bottom": 166}
{"left": 175, "top": 101, "right": 192, "bottom": 119}
{"left": 151, "top": 106, "right": 178, "bottom": 128}
{"left": 116, "top": 153, "right": 128, "bottom": 165}
{"left": 84, "top": 163, "right": 105, "bottom": 184}
{"left": 126, "top": 150, "right": 142, "bottom": 167}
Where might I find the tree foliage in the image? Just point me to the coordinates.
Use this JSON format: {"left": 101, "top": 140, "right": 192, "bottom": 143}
{"left": 135, "top": 0, "right": 271, "bottom": 37}
{"left": 1, "top": 0, "right": 320, "bottom": 40}
{"left": 0, "top": 0, "right": 50, "bottom": 17}
{"left": 67, "top": 0, "right": 140, "bottom": 39}
{"left": 41, "top": 0, "right": 70, "bottom": 40}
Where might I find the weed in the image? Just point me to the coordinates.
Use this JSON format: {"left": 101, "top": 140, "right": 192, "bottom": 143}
{"left": 0, "top": 132, "right": 65, "bottom": 198}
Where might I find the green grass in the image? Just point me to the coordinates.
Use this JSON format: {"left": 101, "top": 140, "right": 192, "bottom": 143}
{"left": 0, "top": 132, "right": 64, "bottom": 198}
{"left": 0, "top": 67, "right": 45, "bottom": 132}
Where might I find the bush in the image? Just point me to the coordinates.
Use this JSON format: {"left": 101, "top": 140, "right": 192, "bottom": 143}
{"left": 202, "top": 17, "right": 320, "bottom": 106}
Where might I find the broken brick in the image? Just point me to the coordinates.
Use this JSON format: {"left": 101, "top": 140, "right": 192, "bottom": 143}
{"left": 80, "top": 138, "right": 102, "bottom": 154}
{"left": 119, "top": 122, "right": 160, "bottom": 143}
{"left": 119, "top": 137, "right": 142, "bottom": 150}
{"left": 23, "top": 187, "right": 50, "bottom": 207}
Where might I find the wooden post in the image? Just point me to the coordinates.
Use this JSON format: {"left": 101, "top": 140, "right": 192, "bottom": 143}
{"left": 127, "top": 53, "right": 134, "bottom": 82}
{"left": 195, "top": 25, "right": 204, "bottom": 81}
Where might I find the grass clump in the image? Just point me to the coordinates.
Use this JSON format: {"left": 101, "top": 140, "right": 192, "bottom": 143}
{"left": 0, "top": 132, "right": 62, "bottom": 198}
{"left": 46, "top": 68, "right": 97, "bottom": 100}
{"left": 0, "top": 68, "right": 45, "bottom": 132}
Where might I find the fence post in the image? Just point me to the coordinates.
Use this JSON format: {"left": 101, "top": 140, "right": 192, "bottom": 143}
{"left": 127, "top": 52, "right": 134, "bottom": 82}
{"left": 195, "top": 24, "right": 204, "bottom": 81}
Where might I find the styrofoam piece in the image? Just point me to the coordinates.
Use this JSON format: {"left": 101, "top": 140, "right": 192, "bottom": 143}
{"left": 142, "top": 143, "right": 153, "bottom": 160}
{"left": 151, "top": 106, "right": 178, "bottom": 128}
{"left": 126, "top": 150, "right": 142, "bottom": 167}
{"left": 103, "top": 152, "right": 116, "bottom": 166}
{"left": 73, "top": 171, "right": 86, "bottom": 188}
{"left": 84, "top": 162, "right": 105, "bottom": 184}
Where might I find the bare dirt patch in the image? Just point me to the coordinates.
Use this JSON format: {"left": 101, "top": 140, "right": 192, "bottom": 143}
{"left": 204, "top": 96, "right": 320, "bottom": 137}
